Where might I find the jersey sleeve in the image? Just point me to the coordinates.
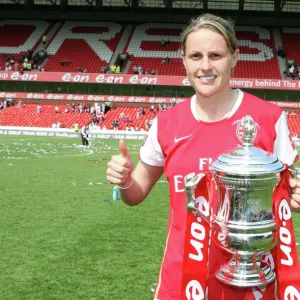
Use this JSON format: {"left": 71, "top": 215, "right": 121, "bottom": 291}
{"left": 273, "top": 111, "right": 298, "bottom": 166}
{"left": 139, "top": 117, "right": 165, "bottom": 167}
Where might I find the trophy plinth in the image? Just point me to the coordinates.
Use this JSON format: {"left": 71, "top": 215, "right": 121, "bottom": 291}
{"left": 217, "top": 256, "right": 275, "bottom": 287}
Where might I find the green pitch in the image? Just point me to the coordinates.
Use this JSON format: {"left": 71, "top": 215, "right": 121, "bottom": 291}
{"left": 0, "top": 135, "right": 299, "bottom": 300}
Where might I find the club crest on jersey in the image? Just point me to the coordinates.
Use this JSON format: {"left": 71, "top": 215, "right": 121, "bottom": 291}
{"left": 233, "top": 118, "right": 259, "bottom": 144}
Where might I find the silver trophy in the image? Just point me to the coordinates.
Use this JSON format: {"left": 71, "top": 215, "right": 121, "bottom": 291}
{"left": 185, "top": 115, "right": 285, "bottom": 287}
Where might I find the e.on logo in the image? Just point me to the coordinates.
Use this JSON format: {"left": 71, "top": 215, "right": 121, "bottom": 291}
{"left": 278, "top": 199, "right": 293, "bottom": 266}
{"left": 129, "top": 75, "right": 157, "bottom": 85}
{"left": 11, "top": 72, "right": 38, "bottom": 81}
{"left": 185, "top": 280, "right": 205, "bottom": 300}
{"left": 189, "top": 196, "right": 209, "bottom": 262}
{"left": 62, "top": 73, "right": 89, "bottom": 82}
{"left": 284, "top": 286, "right": 300, "bottom": 300}
{"left": 182, "top": 77, "right": 191, "bottom": 86}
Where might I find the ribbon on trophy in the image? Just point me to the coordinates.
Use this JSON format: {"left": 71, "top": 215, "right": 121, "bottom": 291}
{"left": 181, "top": 171, "right": 214, "bottom": 300}
{"left": 272, "top": 169, "right": 300, "bottom": 300}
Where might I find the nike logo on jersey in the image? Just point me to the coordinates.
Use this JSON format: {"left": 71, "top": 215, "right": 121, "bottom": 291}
{"left": 174, "top": 134, "right": 192, "bottom": 143}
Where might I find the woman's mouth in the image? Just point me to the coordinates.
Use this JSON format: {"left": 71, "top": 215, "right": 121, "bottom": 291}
{"left": 198, "top": 75, "right": 217, "bottom": 83}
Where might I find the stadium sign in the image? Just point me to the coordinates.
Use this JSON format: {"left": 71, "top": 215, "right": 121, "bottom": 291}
{"left": 0, "top": 71, "right": 300, "bottom": 90}
{"left": 0, "top": 92, "right": 185, "bottom": 103}
{"left": 0, "top": 91, "right": 299, "bottom": 108}
{"left": 0, "top": 126, "right": 148, "bottom": 140}
{"left": 89, "top": 133, "right": 146, "bottom": 140}
{"left": 270, "top": 102, "right": 300, "bottom": 108}
{"left": 0, "top": 130, "right": 79, "bottom": 138}
{"left": 0, "top": 127, "right": 80, "bottom": 137}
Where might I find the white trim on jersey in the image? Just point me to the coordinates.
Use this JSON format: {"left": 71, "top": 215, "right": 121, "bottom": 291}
{"left": 273, "top": 111, "right": 298, "bottom": 166}
{"left": 190, "top": 89, "right": 244, "bottom": 122}
{"left": 140, "top": 118, "right": 165, "bottom": 167}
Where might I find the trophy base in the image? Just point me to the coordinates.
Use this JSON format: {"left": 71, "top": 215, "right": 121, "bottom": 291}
{"left": 216, "top": 259, "right": 276, "bottom": 288}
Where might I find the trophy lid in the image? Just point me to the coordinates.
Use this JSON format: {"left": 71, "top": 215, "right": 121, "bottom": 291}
{"left": 211, "top": 115, "right": 285, "bottom": 175}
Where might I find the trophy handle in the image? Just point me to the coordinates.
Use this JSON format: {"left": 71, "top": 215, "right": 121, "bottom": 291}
{"left": 184, "top": 172, "right": 210, "bottom": 222}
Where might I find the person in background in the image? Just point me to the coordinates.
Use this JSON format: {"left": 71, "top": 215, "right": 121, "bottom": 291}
{"left": 106, "top": 13, "right": 300, "bottom": 300}
{"left": 73, "top": 122, "right": 79, "bottom": 132}
{"left": 42, "top": 35, "right": 47, "bottom": 46}
{"left": 112, "top": 119, "right": 119, "bottom": 131}
{"left": 150, "top": 104, "right": 155, "bottom": 114}
{"left": 80, "top": 124, "right": 89, "bottom": 146}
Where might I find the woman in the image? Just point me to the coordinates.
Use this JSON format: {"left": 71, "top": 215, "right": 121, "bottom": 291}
{"left": 106, "top": 14, "right": 300, "bottom": 299}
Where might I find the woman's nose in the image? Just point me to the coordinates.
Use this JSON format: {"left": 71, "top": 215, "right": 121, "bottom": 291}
{"left": 199, "top": 57, "right": 212, "bottom": 71}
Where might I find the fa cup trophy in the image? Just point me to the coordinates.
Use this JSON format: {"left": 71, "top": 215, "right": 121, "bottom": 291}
{"left": 185, "top": 115, "right": 285, "bottom": 287}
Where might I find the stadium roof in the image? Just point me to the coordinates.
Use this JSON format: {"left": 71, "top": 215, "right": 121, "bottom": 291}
{"left": 0, "top": 0, "right": 299, "bottom": 24}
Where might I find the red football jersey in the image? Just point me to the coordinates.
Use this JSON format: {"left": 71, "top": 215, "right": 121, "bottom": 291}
{"left": 140, "top": 90, "right": 298, "bottom": 300}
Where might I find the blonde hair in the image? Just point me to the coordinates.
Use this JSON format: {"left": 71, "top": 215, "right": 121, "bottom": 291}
{"left": 181, "top": 13, "right": 237, "bottom": 55}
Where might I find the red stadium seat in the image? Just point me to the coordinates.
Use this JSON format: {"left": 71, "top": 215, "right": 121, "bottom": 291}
{"left": 0, "top": 103, "right": 158, "bottom": 130}
{"left": 281, "top": 28, "right": 300, "bottom": 66}
{"left": 44, "top": 21, "right": 124, "bottom": 73}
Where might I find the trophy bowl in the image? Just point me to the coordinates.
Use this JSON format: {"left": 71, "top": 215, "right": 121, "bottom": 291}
{"left": 185, "top": 115, "right": 285, "bottom": 287}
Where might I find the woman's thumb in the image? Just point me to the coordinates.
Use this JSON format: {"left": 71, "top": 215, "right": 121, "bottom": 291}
{"left": 119, "top": 140, "right": 130, "bottom": 159}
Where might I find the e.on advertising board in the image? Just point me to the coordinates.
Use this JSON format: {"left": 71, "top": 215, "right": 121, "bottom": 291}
{"left": 0, "top": 71, "right": 300, "bottom": 90}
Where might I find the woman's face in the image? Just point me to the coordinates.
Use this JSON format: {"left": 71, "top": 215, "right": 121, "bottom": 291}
{"left": 182, "top": 28, "right": 239, "bottom": 98}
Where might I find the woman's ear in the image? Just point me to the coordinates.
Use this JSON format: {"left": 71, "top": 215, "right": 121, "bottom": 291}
{"left": 231, "top": 48, "right": 240, "bottom": 69}
{"left": 181, "top": 51, "right": 186, "bottom": 68}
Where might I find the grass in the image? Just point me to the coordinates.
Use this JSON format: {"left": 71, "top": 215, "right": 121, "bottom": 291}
{"left": 0, "top": 136, "right": 168, "bottom": 300}
{"left": 0, "top": 135, "right": 299, "bottom": 300}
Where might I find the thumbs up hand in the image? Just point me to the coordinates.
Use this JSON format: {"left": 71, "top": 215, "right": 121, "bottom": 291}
{"left": 106, "top": 140, "right": 134, "bottom": 187}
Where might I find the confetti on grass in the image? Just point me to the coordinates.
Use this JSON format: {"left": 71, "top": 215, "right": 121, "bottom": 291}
{"left": 1, "top": 140, "right": 140, "bottom": 160}
{"left": 0, "top": 141, "right": 90, "bottom": 159}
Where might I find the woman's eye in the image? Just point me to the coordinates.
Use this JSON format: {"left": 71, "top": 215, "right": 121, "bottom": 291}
{"left": 211, "top": 53, "right": 220, "bottom": 59}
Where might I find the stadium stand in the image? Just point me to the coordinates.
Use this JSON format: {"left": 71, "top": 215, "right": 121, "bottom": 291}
{"left": 0, "top": 103, "right": 158, "bottom": 130}
{"left": 44, "top": 21, "right": 124, "bottom": 73}
{"left": 0, "top": 103, "right": 92, "bottom": 128}
{"left": 104, "top": 106, "right": 159, "bottom": 130}
{"left": 0, "top": 20, "right": 286, "bottom": 79}
{"left": 281, "top": 28, "right": 300, "bottom": 67}
{"left": 2, "top": 102, "right": 299, "bottom": 136}
{"left": 287, "top": 113, "right": 300, "bottom": 136}
{"left": 125, "top": 23, "right": 185, "bottom": 76}
{"left": 234, "top": 26, "right": 281, "bottom": 79}
{"left": 0, "top": 20, "right": 52, "bottom": 70}
{"left": 125, "top": 24, "right": 281, "bottom": 78}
